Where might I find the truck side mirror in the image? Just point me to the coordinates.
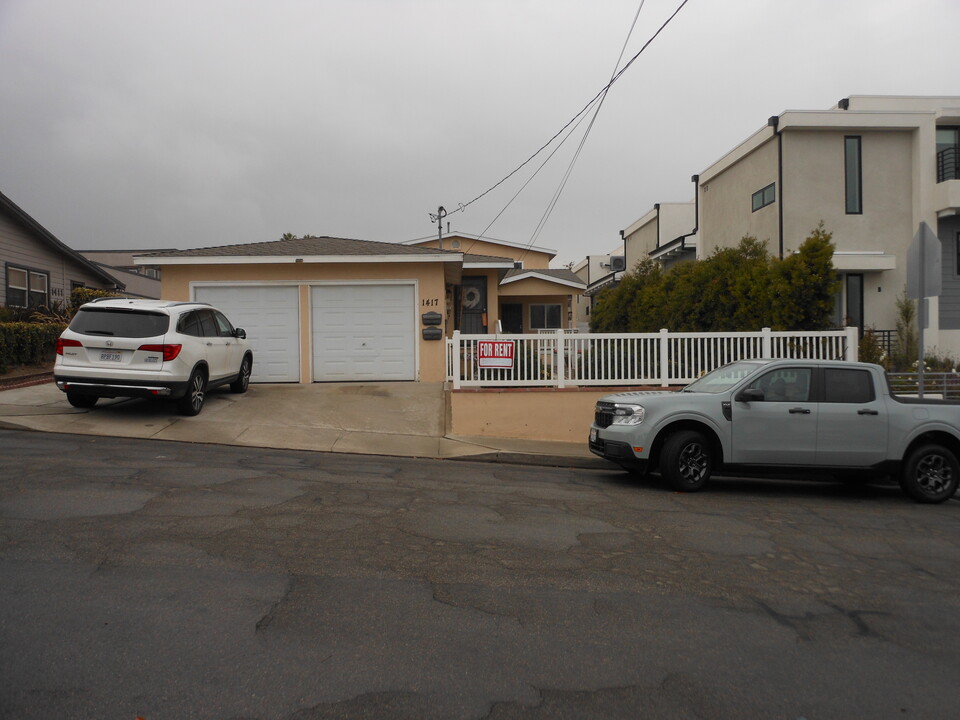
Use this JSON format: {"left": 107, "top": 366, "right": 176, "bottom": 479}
{"left": 736, "top": 387, "right": 764, "bottom": 403}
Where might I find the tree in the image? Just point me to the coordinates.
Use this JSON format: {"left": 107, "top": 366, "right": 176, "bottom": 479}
{"left": 769, "top": 223, "right": 840, "bottom": 330}
{"left": 589, "top": 226, "right": 839, "bottom": 333}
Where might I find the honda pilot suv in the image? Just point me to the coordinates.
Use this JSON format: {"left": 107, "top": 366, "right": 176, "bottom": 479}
{"left": 54, "top": 298, "right": 253, "bottom": 416}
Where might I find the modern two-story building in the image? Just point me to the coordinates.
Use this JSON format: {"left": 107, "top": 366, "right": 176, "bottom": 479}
{"left": 619, "top": 95, "right": 960, "bottom": 354}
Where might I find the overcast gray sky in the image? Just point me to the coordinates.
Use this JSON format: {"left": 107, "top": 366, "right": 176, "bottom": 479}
{"left": 2, "top": 0, "right": 958, "bottom": 266}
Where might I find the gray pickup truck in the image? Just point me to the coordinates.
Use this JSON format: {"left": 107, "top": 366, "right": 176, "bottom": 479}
{"left": 589, "top": 359, "right": 960, "bottom": 503}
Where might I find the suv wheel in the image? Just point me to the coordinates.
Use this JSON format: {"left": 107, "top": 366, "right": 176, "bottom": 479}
{"left": 178, "top": 368, "right": 207, "bottom": 416}
{"left": 66, "top": 391, "right": 97, "bottom": 409}
{"left": 230, "top": 355, "right": 252, "bottom": 393}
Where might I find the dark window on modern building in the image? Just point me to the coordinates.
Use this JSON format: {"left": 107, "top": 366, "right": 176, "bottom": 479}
{"left": 823, "top": 368, "right": 875, "bottom": 403}
{"left": 751, "top": 183, "right": 775, "bottom": 212}
{"left": 845, "top": 136, "right": 862, "bottom": 214}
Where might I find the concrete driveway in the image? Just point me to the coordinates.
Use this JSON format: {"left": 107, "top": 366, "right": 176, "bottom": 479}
{"left": 0, "top": 380, "right": 601, "bottom": 467}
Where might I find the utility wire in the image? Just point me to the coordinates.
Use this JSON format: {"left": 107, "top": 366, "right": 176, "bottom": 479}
{"left": 447, "top": 0, "right": 690, "bottom": 222}
{"left": 525, "top": 0, "right": 648, "bottom": 252}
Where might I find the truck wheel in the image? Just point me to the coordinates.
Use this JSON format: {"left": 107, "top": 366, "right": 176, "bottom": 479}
{"left": 66, "top": 391, "right": 97, "bottom": 409}
{"left": 177, "top": 368, "right": 207, "bottom": 416}
{"left": 900, "top": 444, "right": 960, "bottom": 503}
{"left": 660, "top": 430, "right": 712, "bottom": 492}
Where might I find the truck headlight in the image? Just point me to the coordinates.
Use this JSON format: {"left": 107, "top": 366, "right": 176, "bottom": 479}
{"left": 611, "top": 403, "right": 645, "bottom": 425}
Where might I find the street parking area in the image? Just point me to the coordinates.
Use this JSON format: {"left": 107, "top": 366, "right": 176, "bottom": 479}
{"left": 1, "top": 428, "right": 958, "bottom": 719}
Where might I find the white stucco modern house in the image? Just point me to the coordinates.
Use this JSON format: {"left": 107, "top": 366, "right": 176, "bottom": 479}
{"left": 617, "top": 95, "right": 960, "bottom": 355}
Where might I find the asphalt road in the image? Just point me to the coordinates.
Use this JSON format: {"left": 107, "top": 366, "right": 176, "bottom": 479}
{"left": 1, "top": 429, "right": 958, "bottom": 720}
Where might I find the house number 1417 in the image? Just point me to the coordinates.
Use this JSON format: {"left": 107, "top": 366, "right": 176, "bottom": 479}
{"left": 421, "top": 298, "right": 439, "bottom": 307}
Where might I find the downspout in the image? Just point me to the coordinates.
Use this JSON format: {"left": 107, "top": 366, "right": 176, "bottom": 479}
{"left": 768, "top": 116, "right": 784, "bottom": 259}
{"left": 654, "top": 203, "right": 661, "bottom": 248}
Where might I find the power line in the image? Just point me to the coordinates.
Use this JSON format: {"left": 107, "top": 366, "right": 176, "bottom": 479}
{"left": 442, "top": 0, "right": 692, "bottom": 232}
{"left": 525, "top": 0, "right": 649, "bottom": 251}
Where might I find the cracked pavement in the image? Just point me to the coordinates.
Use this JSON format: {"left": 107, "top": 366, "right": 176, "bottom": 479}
{"left": 1, "top": 429, "right": 959, "bottom": 719}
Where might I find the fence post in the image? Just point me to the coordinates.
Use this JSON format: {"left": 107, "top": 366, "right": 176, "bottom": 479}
{"left": 659, "top": 328, "right": 670, "bottom": 386}
{"left": 556, "top": 329, "right": 566, "bottom": 389}
{"left": 845, "top": 326, "right": 859, "bottom": 361}
{"left": 452, "top": 330, "right": 461, "bottom": 390}
{"left": 761, "top": 327, "right": 772, "bottom": 358}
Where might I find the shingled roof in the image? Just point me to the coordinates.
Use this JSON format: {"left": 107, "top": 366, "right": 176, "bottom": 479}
{"left": 140, "top": 235, "right": 461, "bottom": 259}
{"left": 501, "top": 268, "right": 586, "bottom": 287}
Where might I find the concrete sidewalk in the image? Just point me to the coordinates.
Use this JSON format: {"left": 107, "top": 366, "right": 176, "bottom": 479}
{"left": 0, "top": 380, "right": 608, "bottom": 469}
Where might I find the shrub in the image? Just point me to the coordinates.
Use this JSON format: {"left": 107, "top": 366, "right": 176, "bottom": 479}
{"left": 859, "top": 328, "right": 886, "bottom": 367}
{"left": 0, "top": 322, "right": 66, "bottom": 373}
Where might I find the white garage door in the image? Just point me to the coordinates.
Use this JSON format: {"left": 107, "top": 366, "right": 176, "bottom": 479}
{"left": 195, "top": 285, "right": 300, "bottom": 383}
{"left": 311, "top": 284, "right": 416, "bottom": 381}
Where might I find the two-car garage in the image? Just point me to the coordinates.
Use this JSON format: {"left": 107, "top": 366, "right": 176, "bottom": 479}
{"left": 195, "top": 283, "right": 417, "bottom": 384}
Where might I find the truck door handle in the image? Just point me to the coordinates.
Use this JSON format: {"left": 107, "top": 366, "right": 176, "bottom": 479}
{"left": 858, "top": 409, "right": 879, "bottom": 415}
{"left": 789, "top": 407, "right": 811, "bottom": 414}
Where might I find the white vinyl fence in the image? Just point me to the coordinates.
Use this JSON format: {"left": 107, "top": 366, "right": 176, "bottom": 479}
{"left": 447, "top": 327, "right": 859, "bottom": 389}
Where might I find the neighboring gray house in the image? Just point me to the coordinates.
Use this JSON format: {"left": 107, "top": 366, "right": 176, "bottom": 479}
{"left": 1, "top": 191, "right": 123, "bottom": 309}
{"left": 78, "top": 249, "right": 169, "bottom": 299}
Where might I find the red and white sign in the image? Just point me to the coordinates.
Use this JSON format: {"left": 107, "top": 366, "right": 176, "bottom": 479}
{"left": 477, "top": 340, "right": 515, "bottom": 369}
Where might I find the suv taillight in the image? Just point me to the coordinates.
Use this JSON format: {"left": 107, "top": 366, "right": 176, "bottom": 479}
{"left": 138, "top": 344, "right": 183, "bottom": 361}
{"left": 56, "top": 338, "right": 82, "bottom": 355}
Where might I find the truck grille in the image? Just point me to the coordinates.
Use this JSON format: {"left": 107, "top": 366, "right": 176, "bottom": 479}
{"left": 595, "top": 401, "right": 615, "bottom": 428}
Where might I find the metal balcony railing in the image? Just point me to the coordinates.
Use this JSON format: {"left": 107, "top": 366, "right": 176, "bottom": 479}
{"left": 937, "top": 145, "right": 959, "bottom": 182}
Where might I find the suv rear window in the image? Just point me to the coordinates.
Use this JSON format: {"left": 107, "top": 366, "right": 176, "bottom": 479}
{"left": 69, "top": 308, "right": 169, "bottom": 338}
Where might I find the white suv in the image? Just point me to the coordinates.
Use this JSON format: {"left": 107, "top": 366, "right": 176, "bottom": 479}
{"left": 54, "top": 298, "right": 253, "bottom": 416}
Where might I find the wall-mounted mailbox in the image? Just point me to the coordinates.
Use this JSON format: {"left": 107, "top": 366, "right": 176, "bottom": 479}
{"left": 422, "top": 327, "right": 443, "bottom": 341}
{"left": 421, "top": 311, "right": 442, "bottom": 326}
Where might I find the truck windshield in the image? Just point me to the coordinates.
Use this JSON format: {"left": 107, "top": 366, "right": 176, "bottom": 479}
{"left": 683, "top": 361, "right": 766, "bottom": 394}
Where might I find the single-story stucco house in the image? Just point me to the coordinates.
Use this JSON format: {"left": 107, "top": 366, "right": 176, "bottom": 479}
{"left": 137, "top": 233, "right": 585, "bottom": 385}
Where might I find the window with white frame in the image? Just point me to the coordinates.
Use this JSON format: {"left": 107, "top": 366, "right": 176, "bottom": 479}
{"left": 530, "top": 303, "right": 562, "bottom": 329}
{"left": 5, "top": 266, "right": 49, "bottom": 308}
{"left": 29, "top": 271, "right": 48, "bottom": 307}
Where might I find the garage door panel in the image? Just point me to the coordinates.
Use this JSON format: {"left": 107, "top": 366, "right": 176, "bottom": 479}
{"left": 195, "top": 286, "right": 300, "bottom": 383}
{"left": 311, "top": 284, "right": 415, "bottom": 381}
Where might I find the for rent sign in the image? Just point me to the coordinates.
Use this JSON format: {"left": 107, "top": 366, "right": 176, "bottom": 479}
{"left": 477, "top": 340, "right": 515, "bottom": 369}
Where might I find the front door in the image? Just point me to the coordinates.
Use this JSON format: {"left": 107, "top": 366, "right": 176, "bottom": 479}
{"left": 730, "top": 367, "right": 817, "bottom": 465}
{"left": 459, "top": 276, "right": 487, "bottom": 334}
{"left": 501, "top": 303, "right": 523, "bottom": 333}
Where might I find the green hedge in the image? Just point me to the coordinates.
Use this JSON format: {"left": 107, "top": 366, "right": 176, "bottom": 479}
{"left": 0, "top": 322, "right": 67, "bottom": 373}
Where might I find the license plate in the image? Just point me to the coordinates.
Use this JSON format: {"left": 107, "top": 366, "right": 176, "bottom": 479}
{"left": 99, "top": 351, "right": 122, "bottom": 362}
{"left": 589, "top": 427, "right": 598, "bottom": 443}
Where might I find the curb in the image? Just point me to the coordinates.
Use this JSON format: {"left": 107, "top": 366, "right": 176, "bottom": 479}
{"left": 0, "top": 373, "right": 53, "bottom": 391}
{"left": 448, "top": 450, "right": 612, "bottom": 470}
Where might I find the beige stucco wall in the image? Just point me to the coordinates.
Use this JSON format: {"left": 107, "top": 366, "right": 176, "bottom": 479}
{"left": 450, "top": 388, "right": 603, "bottom": 442}
{"left": 699, "top": 136, "right": 780, "bottom": 257}
{"left": 417, "top": 236, "right": 553, "bottom": 269}
{"left": 159, "top": 261, "right": 450, "bottom": 382}
{"left": 783, "top": 129, "right": 914, "bottom": 332}
{"left": 623, "top": 216, "right": 657, "bottom": 269}
{"left": 498, "top": 291, "right": 576, "bottom": 331}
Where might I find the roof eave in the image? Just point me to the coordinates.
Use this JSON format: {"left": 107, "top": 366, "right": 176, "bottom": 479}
{"left": 136, "top": 253, "right": 463, "bottom": 266}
